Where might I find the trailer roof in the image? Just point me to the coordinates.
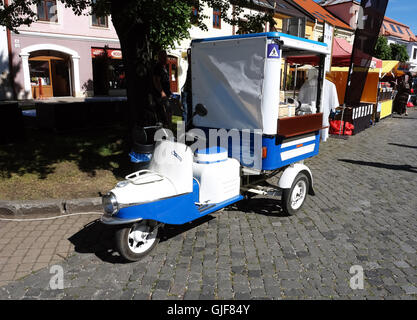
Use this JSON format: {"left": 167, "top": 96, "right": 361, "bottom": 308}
{"left": 192, "top": 32, "right": 327, "bottom": 48}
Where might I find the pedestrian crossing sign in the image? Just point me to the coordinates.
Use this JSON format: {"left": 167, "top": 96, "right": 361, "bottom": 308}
{"left": 267, "top": 44, "right": 280, "bottom": 59}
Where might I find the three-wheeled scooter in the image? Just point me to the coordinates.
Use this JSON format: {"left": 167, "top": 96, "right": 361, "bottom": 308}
{"left": 101, "top": 32, "right": 331, "bottom": 261}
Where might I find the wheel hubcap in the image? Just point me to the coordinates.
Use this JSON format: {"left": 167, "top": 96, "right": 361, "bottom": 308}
{"left": 128, "top": 224, "right": 157, "bottom": 254}
{"left": 291, "top": 180, "right": 307, "bottom": 210}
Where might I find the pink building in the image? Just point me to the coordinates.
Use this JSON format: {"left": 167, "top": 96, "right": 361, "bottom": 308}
{"left": 318, "top": 0, "right": 360, "bottom": 30}
{"left": 8, "top": 0, "right": 124, "bottom": 99}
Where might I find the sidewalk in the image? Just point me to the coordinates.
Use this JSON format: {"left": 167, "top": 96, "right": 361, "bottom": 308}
{"left": 0, "top": 213, "right": 101, "bottom": 287}
{"left": 0, "top": 108, "right": 416, "bottom": 299}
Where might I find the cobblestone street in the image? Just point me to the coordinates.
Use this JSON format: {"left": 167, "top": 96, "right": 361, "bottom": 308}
{"left": 0, "top": 110, "right": 417, "bottom": 300}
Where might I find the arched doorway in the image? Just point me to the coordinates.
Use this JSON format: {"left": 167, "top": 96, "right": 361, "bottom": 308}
{"left": 20, "top": 44, "right": 81, "bottom": 99}
{"left": 29, "top": 50, "right": 71, "bottom": 98}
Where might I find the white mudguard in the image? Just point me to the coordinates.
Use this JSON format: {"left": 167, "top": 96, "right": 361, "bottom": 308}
{"left": 278, "top": 163, "right": 315, "bottom": 195}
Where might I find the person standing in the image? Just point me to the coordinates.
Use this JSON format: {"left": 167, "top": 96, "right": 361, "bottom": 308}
{"left": 393, "top": 73, "right": 411, "bottom": 116}
{"left": 152, "top": 50, "right": 173, "bottom": 126}
{"left": 322, "top": 74, "right": 340, "bottom": 142}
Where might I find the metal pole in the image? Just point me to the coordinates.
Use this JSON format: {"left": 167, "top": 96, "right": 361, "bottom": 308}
{"left": 338, "top": 103, "right": 346, "bottom": 136}
{"left": 293, "top": 65, "right": 298, "bottom": 99}
{"left": 283, "top": 61, "right": 288, "bottom": 91}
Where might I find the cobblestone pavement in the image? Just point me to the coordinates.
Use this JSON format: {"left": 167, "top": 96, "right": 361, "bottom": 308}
{"left": 1, "top": 109, "right": 417, "bottom": 300}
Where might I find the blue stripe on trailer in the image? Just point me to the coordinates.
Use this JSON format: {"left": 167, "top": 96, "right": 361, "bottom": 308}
{"left": 279, "top": 139, "right": 317, "bottom": 152}
{"left": 193, "top": 127, "right": 322, "bottom": 171}
{"left": 192, "top": 32, "right": 327, "bottom": 47}
{"left": 262, "top": 132, "right": 321, "bottom": 171}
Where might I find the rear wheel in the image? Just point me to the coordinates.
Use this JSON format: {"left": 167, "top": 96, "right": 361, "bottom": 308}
{"left": 281, "top": 173, "right": 309, "bottom": 216}
{"left": 115, "top": 220, "right": 160, "bottom": 262}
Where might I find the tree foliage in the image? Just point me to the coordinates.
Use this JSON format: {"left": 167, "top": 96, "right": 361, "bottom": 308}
{"left": 375, "top": 36, "right": 410, "bottom": 63}
{"left": 389, "top": 42, "right": 409, "bottom": 63}
{"left": 374, "top": 36, "right": 392, "bottom": 60}
{"left": 0, "top": 0, "right": 275, "bottom": 51}
{"left": 0, "top": 0, "right": 276, "bottom": 127}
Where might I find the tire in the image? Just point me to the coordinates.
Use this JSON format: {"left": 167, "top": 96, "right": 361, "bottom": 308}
{"left": 115, "top": 221, "right": 160, "bottom": 262}
{"left": 281, "top": 173, "right": 309, "bottom": 216}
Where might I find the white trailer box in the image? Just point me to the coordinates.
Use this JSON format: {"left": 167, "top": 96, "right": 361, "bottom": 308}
{"left": 190, "top": 33, "right": 330, "bottom": 171}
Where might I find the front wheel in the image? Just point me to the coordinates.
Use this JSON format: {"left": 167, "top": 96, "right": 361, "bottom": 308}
{"left": 115, "top": 220, "right": 160, "bottom": 262}
{"left": 281, "top": 173, "right": 309, "bottom": 216}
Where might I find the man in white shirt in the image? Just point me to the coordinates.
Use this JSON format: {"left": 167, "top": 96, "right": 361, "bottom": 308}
{"left": 321, "top": 76, "right": 340, "bottom": 142}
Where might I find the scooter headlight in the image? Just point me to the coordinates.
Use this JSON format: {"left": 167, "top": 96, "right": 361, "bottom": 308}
{"left": 102, "top": 192, "right": 119, "bottom": 215}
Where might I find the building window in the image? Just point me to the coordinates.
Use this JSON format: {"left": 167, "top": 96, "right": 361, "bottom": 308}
{"left": 236, "top": 18, "right": 248, "bottom": 35}
{"left": 390, "top": 24, "right": 398, "bottom": 33}
{"left": 397, "top": 26, "right": 404, "bottom": 34}
{"left": 413, "top": 48, "right": 417, "bottom": 61}
{"left": 191, "top": 4, "right": 199, "bottom": 25}
{"left": 92, "top": 48, "right": 126, "bottom": 95}
{"left": 92, "top": 14, "right": 108, "bottom": 27}
{"left": 91, "top": 0, "right": 108, "bottom": 28}
{"left": 37, "top": 0, "right": 58, "bottom": 22}
{"left": 29, "top": 60, "right": 51, "bottom": 86}
{"left": 213, "top": 8, "right": 221, "bottom": 29}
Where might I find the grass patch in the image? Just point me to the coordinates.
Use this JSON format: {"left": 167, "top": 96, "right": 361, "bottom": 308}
{"left": 0, "top": 125, "right": 133, "bottom": 200}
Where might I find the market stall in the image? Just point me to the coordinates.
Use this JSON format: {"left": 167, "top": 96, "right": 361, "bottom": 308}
{"left": 377, "top": 60, "right": 399, "bottom": 120}
{"left": 287, "top": 37, "right": 384, "bottom": 135}
{"left": 327, "top": 38, "right": 382, "bottom": 135}
{"left": 328, "top": 66, "right": 381, "bottom": 135}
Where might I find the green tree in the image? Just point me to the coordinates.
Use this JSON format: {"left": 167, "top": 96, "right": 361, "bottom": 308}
{"left": 374, "top": 36, "right": 392, "bottom": 60}
{"left": 0, "top": 0, "right": 275, "bottom": 129}
{"left": 390, "top": 43, "right": 409, "bottom": 62}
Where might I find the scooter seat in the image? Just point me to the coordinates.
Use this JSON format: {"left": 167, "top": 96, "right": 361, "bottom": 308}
{"left": 125, "top": 170, "right": 164, "bottom": 185}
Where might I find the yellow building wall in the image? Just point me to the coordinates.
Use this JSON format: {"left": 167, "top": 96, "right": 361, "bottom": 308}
{"left": 306, "top": 22, "right": 315, "bottom": 40}
{"left": 274, "top": 14, "right": 318, "bottom": 91}
{"left": 273, "top": 15, "right": 316, "bottom": 40}
{"left": 273, "top": 14, "right": 289, "bottom": 32}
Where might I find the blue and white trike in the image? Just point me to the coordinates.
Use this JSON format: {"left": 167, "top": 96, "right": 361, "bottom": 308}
{"left": 101, "top": 32, "right": 331, "bottom": 261}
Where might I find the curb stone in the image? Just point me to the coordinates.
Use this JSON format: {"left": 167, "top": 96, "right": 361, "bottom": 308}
{"left": 0, "top": 197, "right": 102, "bottom": 216}
{"left": 64, "top": 197, "right": 102, "bottom": 214}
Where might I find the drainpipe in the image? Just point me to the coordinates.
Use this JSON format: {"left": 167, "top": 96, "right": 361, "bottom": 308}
{"left": 4, "top": 0, "right": 17, "bottom": 100}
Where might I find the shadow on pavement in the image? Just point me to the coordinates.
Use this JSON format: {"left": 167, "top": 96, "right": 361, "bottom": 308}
{"left": 388, "top": 143, "right": 417, "bottom": 150}
{"left": 68, "top": 215, "right": 216, "bottom": 264}
{"left": 391, "top": 115, "right": 417, "bottom": 120}
{"left": 339, "top": 159, "right": 417, "bottom": 173}
{"left": 234, "top": 198, "right": 288, "bottom": 218}
{"left": 68, "top": 198, "right": 290, "bottom": 264}
{"left": 160, "top": 215, "right": 215, "bottom": 243}
{"left": 68, "top": 220, "right": 127, "bottom": 264}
